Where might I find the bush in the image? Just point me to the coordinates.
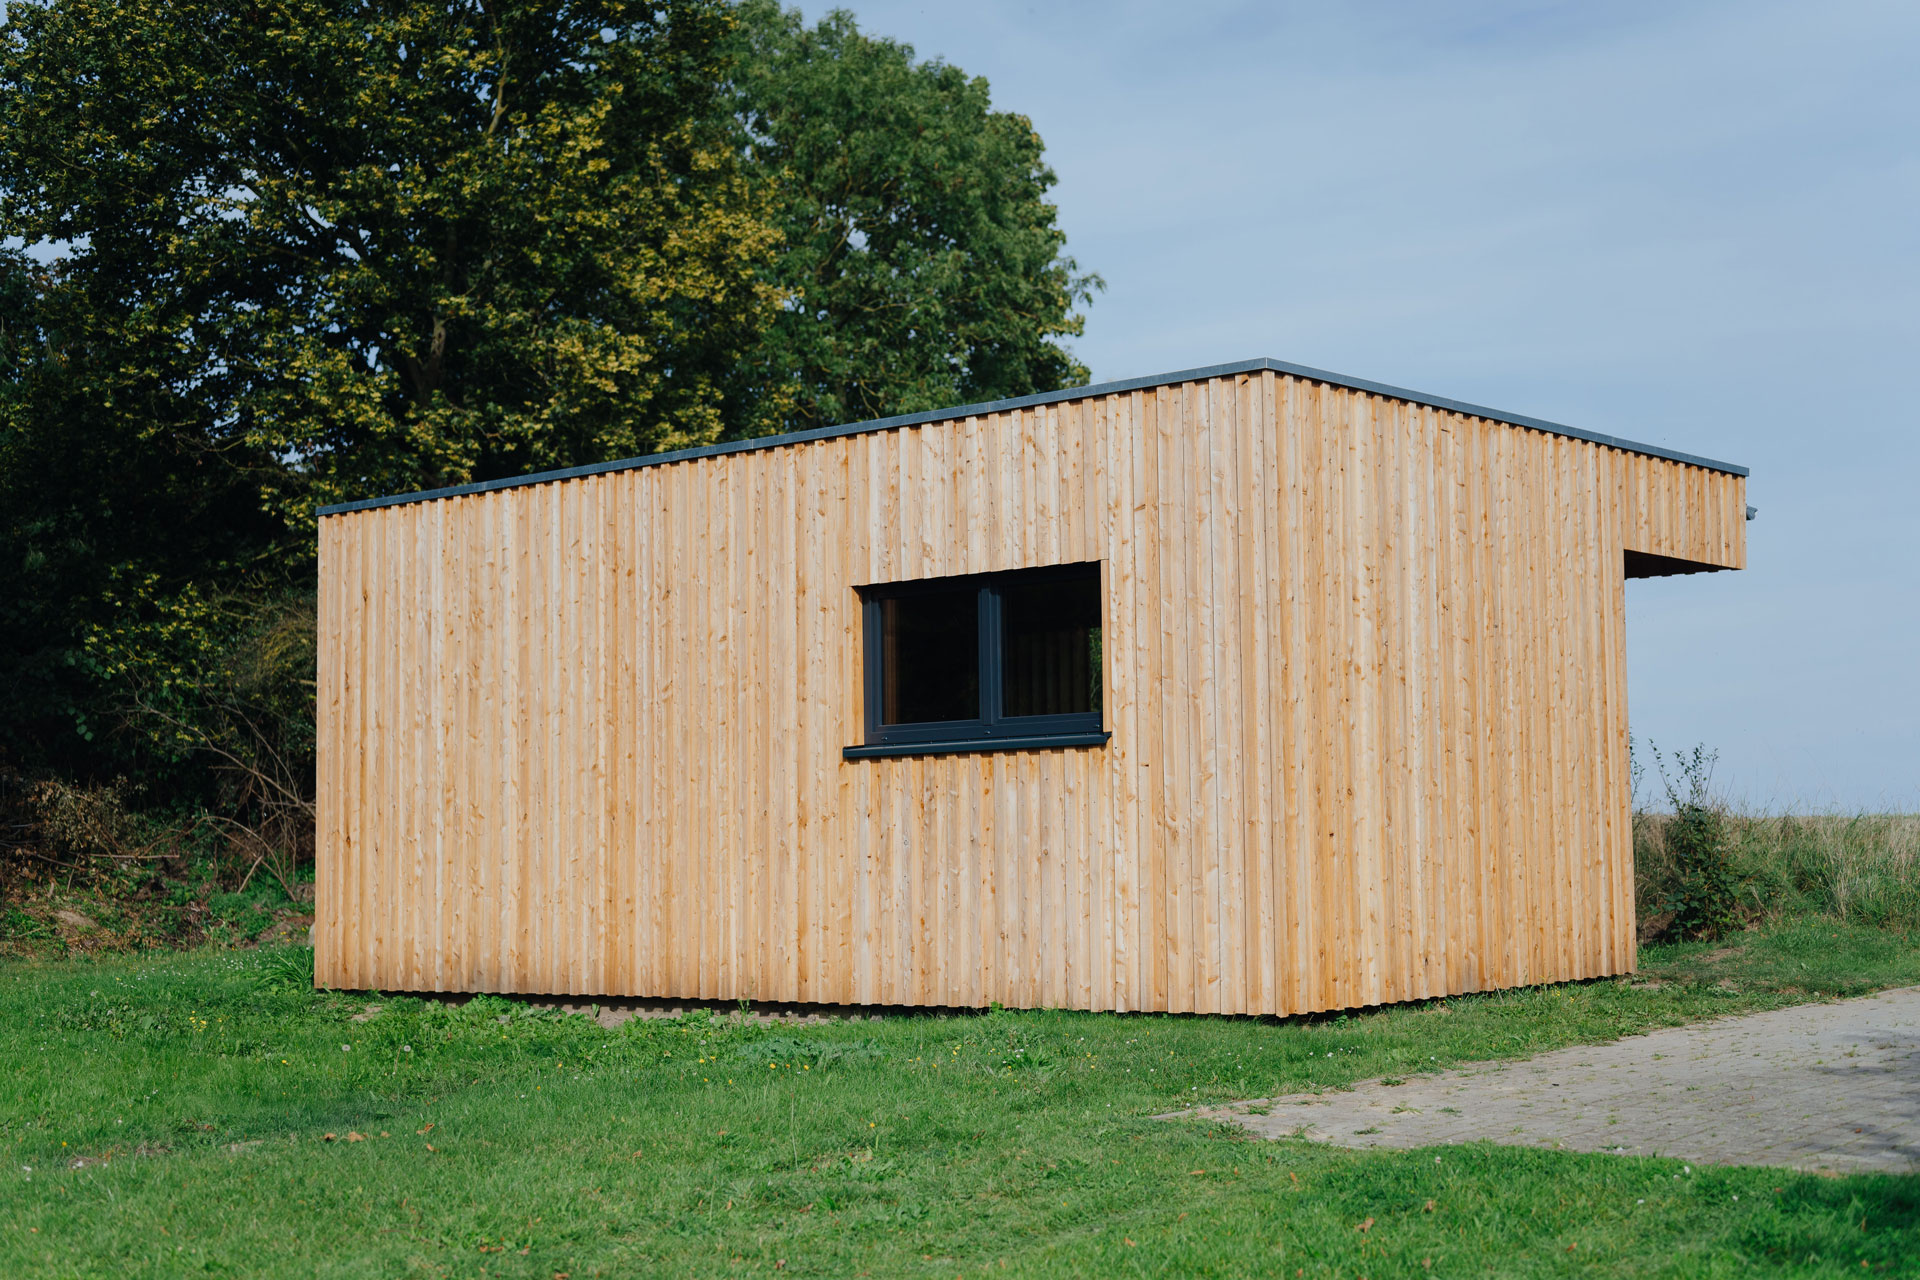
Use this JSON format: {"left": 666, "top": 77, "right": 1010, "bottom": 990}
{"left": 0, "top": 772, "right": 188, "bottom": 885}
{"left": 81, "top": 583, "right": 316, "bottom": 903}
{"left": 1635, "top": 744, "right": 1740, "bottom": 941}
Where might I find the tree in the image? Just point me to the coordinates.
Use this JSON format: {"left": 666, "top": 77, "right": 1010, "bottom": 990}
{"left": 0, "top": 246, "right": 284, "bottom": 778}
{"left": 730, "top": 2, "right": 1100, "bottom": 435}
{"left": 0, "top": 0, "right": 1102, "bottom": 845}
{"left": 0, "top": 0, "right": 784, "bottom": 784}
{"left": 0, "top": 0, "right": 782, "bottom": 532}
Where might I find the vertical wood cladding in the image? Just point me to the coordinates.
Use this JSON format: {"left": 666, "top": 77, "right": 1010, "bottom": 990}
{"left": 316, "top": 370, "right": 1745, "bottom": 1013}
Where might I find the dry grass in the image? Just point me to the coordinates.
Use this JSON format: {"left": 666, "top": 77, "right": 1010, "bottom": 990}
{"left": 1637, "top": 811, "right": 1920, "bottom": 933}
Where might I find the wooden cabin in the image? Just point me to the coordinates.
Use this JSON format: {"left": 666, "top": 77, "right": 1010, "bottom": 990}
{"left": 314, "top": 358, "right": 1748, "bottom": 1015}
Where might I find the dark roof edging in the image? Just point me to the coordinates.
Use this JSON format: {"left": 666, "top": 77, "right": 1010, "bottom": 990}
{"left": 317, "top": 356, "right": 1748, "bottom": 517}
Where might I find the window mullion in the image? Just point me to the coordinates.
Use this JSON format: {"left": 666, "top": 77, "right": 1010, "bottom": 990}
{"left": 979, "top": 582, "right": 1000, "bottom": 733}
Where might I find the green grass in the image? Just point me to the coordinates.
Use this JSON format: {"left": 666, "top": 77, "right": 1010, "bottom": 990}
{"left": 2, "top": 921, "right": 1917, "bottom": 1278}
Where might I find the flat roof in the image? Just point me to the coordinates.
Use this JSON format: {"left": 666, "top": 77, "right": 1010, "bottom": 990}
{"left": 317, "top": 356, "right": 1748, "bottom": 517}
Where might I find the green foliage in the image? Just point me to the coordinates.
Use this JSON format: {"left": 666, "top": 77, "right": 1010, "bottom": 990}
{"left": 0, "top": 582, "right": 324, "bottom": 903}
{"left": 0, "top": 0, "right": 783, "bottom": 814}
{"left": 80, "top": 583, "right": 313, "bottom": 766}
{"left": 1640, "top": 743, "right": 1741, "bottom": 941}
{"left": 731, "top": 1, "right": 1100, "bottom": 433}
{"left": 8, "top": 775, "right": 151, "bottom": 865}
{"left": 0, "top": 0, "right": 780, "bottom": 525}
{"left": 4, "top": 930, "right": 1918, "bottom": 1276}
{"left": 79, "top": 584, "right": 317, "bottom": 892}
{"left": 0, "top": 246, "right": 282, "bottom": 774}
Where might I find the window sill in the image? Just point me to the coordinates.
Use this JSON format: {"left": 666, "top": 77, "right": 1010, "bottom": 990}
{"left": 842, "top": 731, "right": 1111, "bottom": 761}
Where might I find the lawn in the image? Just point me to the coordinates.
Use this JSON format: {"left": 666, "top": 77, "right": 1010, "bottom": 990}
{"left": 2, "top": 921, "right": 1916, "bottom": 1278}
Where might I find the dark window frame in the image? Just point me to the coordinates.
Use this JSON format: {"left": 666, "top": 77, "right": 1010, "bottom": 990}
{"left": 846, "top": 562, "right": 1110, "bottom": 760}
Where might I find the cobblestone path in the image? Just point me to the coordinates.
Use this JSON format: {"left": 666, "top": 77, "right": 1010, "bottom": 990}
{"left": 1197, "top": 986, "right": 1920, "bottom": 1174}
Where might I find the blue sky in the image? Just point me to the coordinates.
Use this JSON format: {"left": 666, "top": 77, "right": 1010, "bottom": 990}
{"left": 814, "top": 0, "right": 1920, "bottom": 811}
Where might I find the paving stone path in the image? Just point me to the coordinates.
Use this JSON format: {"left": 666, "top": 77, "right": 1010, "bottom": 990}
{"left": 1196, "top": 986, "right": 1920, "bottom": 1174}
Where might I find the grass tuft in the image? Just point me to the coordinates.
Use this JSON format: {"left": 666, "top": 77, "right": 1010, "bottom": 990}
{"left": 249, "top": 944, "right": 314, "bottom": 995}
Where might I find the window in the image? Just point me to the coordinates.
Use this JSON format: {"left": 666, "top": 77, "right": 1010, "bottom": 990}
{"left": 847, "top": 562, "right": 1109, "bottom": 759}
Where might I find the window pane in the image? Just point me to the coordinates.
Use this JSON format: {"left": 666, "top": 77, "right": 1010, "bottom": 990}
{"left": 1001, "top": 570, "right": 1102, "bottom": 718}
{"left": 880, "top": 589, "right": 979, "bottom": 724}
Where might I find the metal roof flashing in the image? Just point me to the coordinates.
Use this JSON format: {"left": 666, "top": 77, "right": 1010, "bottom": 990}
{"left": 316, "top": 357, "right": 1748, "bottom": 517}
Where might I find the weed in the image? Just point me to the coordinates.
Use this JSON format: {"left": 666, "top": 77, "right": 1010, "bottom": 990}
{"left": 731, "top": 1035, "right": 886, "bottom": 1070}
{"left": 251, "top": 945, "right": 314, "bottom": 995}
{"left": 1648, "top": 744, "right": 1740, "bottom": 940}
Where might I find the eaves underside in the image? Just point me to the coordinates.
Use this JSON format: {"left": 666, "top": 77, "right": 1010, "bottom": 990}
{"left": 317, "top": 357, "right": 1749, "bottom": 518}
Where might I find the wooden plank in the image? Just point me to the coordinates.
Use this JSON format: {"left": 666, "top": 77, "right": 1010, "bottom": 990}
{"left": 344, "top": 506, "right": 367, "bottom": 989}
{"left": 1437, "top": 411, "right": 1477, "bottom": 996}
{"left": 1274, "top": 373, "right": 1310, "bottom": 1014}
{"left": 1298, "top": 376, "right": 1334, "bottom": 1011}
{"left": 313, "top": 515, "right": 344, "bottom": 986}
{"left": 1191, "top": 380, "right": 1224, "bottom": 1013}
{"left": 424, "top": 498, "right": 452, "bottom": 991}
{"left": 1111, "top": 391, "right": 1143, "bottom": 1011}
{"left": 1232, "top": 373, "right": 1271, "bottom": 1012}
{"left": 1351, "top": 389, "right": 1387, "bottom": 1007}
{"left": 1545, "top": 436, "right": 1576, "bottom": 984}
{"left": 371, "top": 505, "right": 396, "bottom": 990}
{"left": 1152, "top": 385, "right": 1186, "bottom": 1010}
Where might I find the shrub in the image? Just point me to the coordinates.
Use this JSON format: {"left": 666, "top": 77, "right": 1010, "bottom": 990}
{"left": 1642, "top": 744, "right": 1740, "bottom": 941}
{"left": 90, "top": 586, "right": 315, "bottom": 885}
{"left": 0, "top": 772, "right": 185, "bottom": 885}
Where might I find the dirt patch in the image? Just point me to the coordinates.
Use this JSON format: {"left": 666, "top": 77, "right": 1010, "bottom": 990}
{"left": 1, "top": 875, "right": 313, "bottom": 959}
{"left": 1637, "top": 911, "right": 1676, "bottom": 944}
{"left": 254, "top": 914, "right": 313, "bottom": 948}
